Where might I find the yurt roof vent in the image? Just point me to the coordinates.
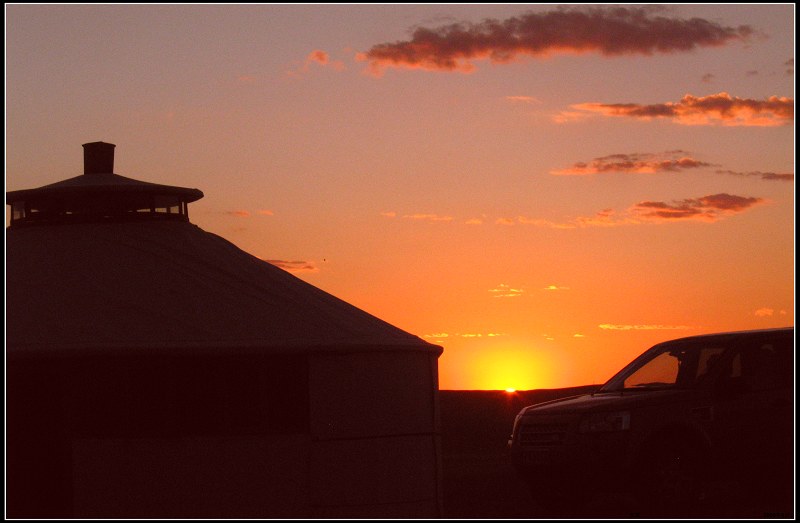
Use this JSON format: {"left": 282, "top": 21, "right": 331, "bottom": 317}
{"left": 83, "top": 141, "right": 116, "bottom": 175}
{"left": 6, "top": 142, "right": 204, "bottom": 228}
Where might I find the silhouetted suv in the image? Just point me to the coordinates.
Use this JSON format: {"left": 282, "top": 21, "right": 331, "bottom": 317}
{"left": 508, "top": 327, "right": 794, "bottom": 515}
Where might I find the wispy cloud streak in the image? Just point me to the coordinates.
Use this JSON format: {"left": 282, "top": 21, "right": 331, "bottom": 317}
{"left": 264, "top": 259, "right": 319, "bottom": 273}
{"left": 402, "top": 213, "right": 454, "bottom": 222}
{"left": 226, "top": 209, "right": 275, "bottom": 217}
{"left": 423, "top": 332, "right": 509, "bottom": 341}
{"left": 489, "top": 284, "right": 525, "bottom": 298}
{"left": 715, "top": 169, "right": 794, "bottom": 182}
{"left": 287, "top": 49, "right": 346, "bottom": 78}
{"left": 552, "top": 151, "right": 713, "bottom": 175}
{"left": 599, "top": 324, "right": 692, "bottom": 331}
{"left": 519, "top": 209, "right": 640, "bottom": 228}
{"left": 754, "top": 308, "right": 788, "bottom": 317}
{"left": 505, "top": 95, "right": 540, "bottom": 104}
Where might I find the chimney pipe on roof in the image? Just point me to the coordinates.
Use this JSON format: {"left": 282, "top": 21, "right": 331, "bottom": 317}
{"left": 83, "top": 142, "right": 116, "bottom": 174}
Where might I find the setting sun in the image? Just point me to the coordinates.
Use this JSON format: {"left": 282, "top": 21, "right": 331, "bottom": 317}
{"left": 460, "top": 345, "right": 564, "bottom": 391}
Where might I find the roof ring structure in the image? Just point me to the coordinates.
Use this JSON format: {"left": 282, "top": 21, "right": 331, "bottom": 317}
{"left": 6, "top": 142, "right": 204, "bottom": 228}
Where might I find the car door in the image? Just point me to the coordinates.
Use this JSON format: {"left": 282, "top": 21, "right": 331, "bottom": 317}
{"left": 707, "top": 332, "right": 793, "bottom": 484}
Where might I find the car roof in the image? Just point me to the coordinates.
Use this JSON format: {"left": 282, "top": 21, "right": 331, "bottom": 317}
{"left": 653, "top": 326, "right": 794, "bottom": 348}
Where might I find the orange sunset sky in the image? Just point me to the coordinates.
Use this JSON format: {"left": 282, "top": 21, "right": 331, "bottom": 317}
{"left": 5, "top": 4, "right": 795, "bottom": 390}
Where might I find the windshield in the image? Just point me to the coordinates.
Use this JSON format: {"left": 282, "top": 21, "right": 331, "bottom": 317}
{"left": 600, "top": 342, "right": 727, "bottom": 392}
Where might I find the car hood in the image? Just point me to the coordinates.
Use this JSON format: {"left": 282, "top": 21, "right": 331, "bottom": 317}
{"left": 520, "top": 389, "right": 698, "bottom": 415}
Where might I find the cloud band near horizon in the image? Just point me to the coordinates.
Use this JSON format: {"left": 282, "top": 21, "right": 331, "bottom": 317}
{"left": 567, "top": 92, "right": 793, "bottom": 126}
{"left": 599, "top": 324, "right": 692, "bottom": 331}
{"left": 359, "top": 7, "right": 753, "bottom": 74}
{"left": 552, "top": 151, "right": 713, "bottom": 175}
{"left": 631, "top": 193, "right": 765, "bottom": 221}
{"left": 716, "top": 169, "right": 794, "bottom": 182}
{"left": 382, "top": 192, "right": 765, "bottom": 229}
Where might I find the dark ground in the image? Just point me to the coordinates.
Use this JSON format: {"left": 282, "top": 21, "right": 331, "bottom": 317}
{"left": 439, "top": 387, "right": 795, "bottom": 519}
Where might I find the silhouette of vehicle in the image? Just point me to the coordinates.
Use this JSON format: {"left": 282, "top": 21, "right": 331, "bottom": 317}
{"left": 508, "top": 327, "right": 794, "bottom": 515}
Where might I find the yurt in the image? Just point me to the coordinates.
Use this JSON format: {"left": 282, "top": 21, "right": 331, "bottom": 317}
{"left": 6, "top": 142, "right": 443, "bottom": 518}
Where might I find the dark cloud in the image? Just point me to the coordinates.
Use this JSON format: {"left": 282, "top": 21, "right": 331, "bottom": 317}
{"left": 632, "top": 193, "right": 765, "bottom": 221}
{"left": 359, "top": 6, "right": 752, "bottom": 74}
{"left": 264, "top": 260, "right": 319, "bottom": 273}
{"left": 552, "top": 151, "right": 713, "bottom": 175}
{"left": 715, "top": 169, "right": 794, "bottom": 182}
{"left": 570, "top": 92, "right": 793, "bottom": 126}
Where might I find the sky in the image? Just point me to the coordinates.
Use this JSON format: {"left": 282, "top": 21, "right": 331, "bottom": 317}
{"left": 5, "top": 4, "right": 795, "bottom": 390}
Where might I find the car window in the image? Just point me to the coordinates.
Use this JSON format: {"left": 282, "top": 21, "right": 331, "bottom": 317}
{"left": 607, "top": 343, "right": 729, "bottom": 391}
{"left": 623, "top": 351, "right": 680, "bottom": 389}
{"left": 723, "top": 336, "right": 793, "bottom": 391}
{"left": 695, "top": 347, "right": 726, "bottom": 382}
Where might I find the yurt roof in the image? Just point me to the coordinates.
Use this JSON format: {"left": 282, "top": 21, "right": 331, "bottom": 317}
{"left": 6, "top": 142, "right": 439, "bottom": 357}
{"left": 7, "top": 220, "right": 440, "bottom": 356}
{"left": 5, "top": 171, "right": 204, "bottom": 202}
